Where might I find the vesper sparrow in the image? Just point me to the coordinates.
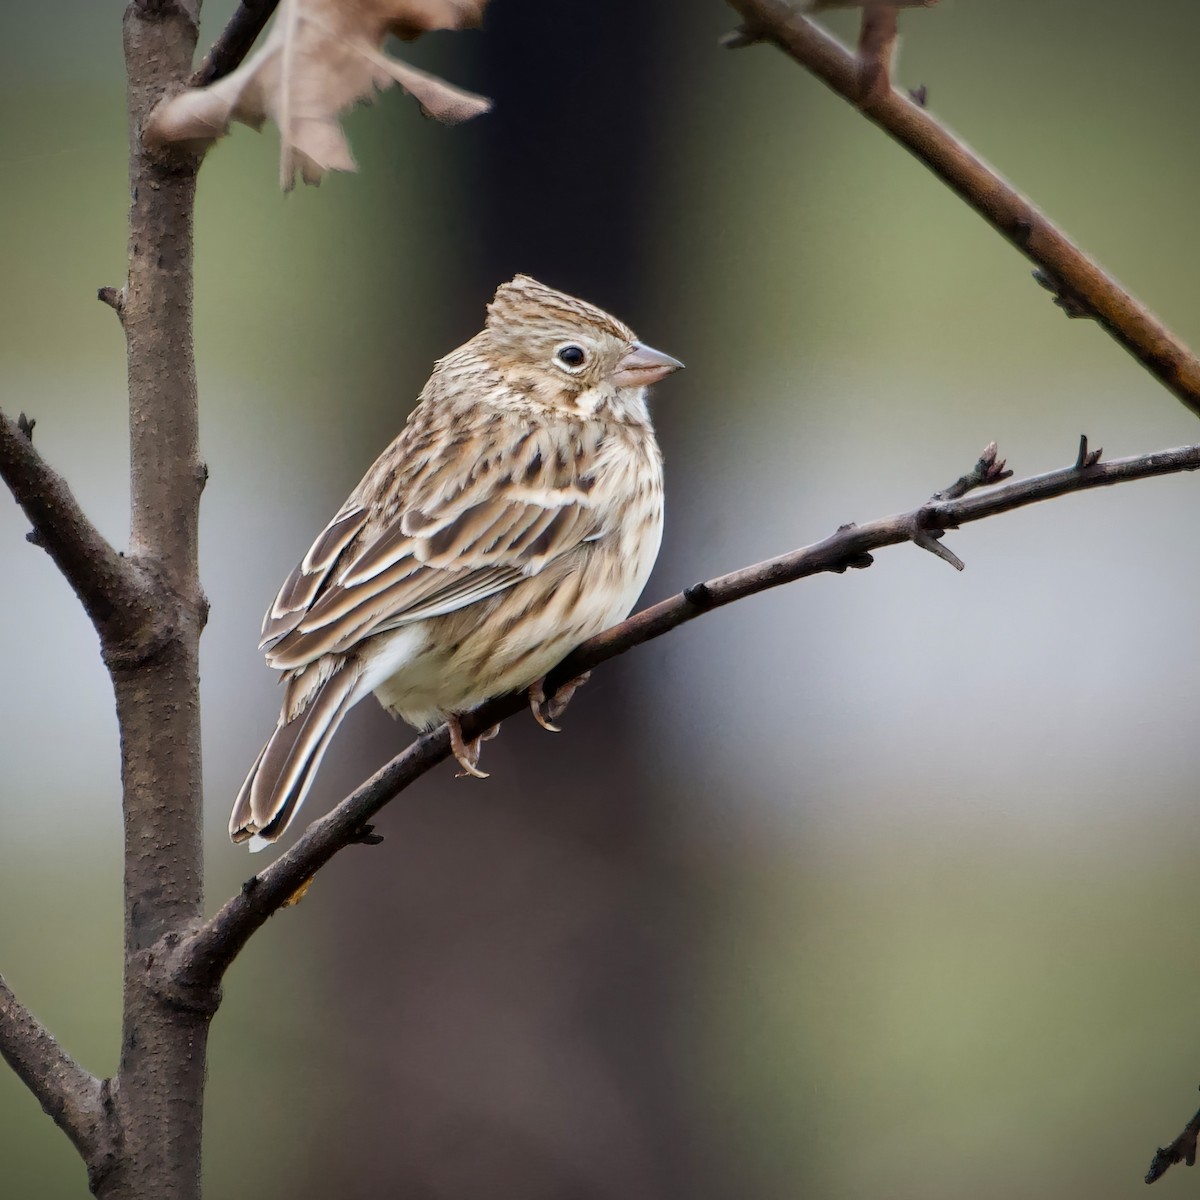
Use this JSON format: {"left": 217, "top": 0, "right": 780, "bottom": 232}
{"left": 230, "top": 276, "right": 682, "bottom": 848}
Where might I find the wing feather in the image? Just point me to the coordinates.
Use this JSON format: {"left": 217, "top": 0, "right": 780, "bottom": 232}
{"left": 261, "top": 504, "right": 368, "bottom": 649}
{"left": 262, "top": 414, "right": 607, "bottom": 673}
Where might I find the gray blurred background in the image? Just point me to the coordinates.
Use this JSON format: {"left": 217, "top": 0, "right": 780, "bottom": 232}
{"left": 4, "top": 1, "right": 1200, "bottom": 1196}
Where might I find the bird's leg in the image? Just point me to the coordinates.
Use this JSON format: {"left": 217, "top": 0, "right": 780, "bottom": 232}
{"left": 446, "top": 713, "right": 490, "bottom": 779}
{"left": 528, "top": 670, "right": 592, "bottom": 732}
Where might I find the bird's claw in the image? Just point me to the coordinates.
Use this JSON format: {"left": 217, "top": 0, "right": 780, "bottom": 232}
{"left": 528, "top": 677, "right": 561, "bottom": 732}
{"left": 528, "top": 671, "right": 592, "bottom": 732}
{"left": 447, "top": 713, "right": 492, "bottom": 778}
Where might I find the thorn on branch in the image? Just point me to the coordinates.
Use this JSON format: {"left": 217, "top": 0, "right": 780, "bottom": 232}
{"left": 931, "top": 442, "right": 1013, "bottom": 501}
{"left": 912, "top": 523, "right": 965, "bottom": 571}
{"left": 1074, "top": 434, "right": 1103, "bottom": 470}
{"left": 1031, "top": 268, "right": 1092, "bottom": 319}
{"left": 909, "top": 83, "right": 928, "bottom": 106}
{"left": 97, "top": 286, "right": 126, "bottom": 320}
{"left": 16, "top": 413, "right": 35, "bottom": 442}
{"left": 719, "top": 25, "right": 763, "bottom": 50}
{"left": 1146, "top": 1096, "right": 1200, "bottom": 1183}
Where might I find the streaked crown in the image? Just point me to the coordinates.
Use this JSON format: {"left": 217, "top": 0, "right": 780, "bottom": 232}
{"left": 486, "top": 275, "right": 636, "bottom": 344}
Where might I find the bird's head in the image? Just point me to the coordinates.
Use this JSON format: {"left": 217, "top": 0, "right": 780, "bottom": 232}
{"left": 479, "top": 275, "right": 683, "bottom": 417}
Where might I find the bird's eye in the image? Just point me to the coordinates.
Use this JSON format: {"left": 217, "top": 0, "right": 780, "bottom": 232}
{"left": 555, "top": 344, "right": 587, "bottom": 370}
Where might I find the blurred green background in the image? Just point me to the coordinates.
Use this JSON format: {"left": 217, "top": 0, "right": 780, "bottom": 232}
{"left": 4, "top": 1, "right": 1200, "bottom": 1196}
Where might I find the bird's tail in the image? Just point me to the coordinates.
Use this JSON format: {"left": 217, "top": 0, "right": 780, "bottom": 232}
{"left": 230, "top": 660, "right": 362, "bottom": 851}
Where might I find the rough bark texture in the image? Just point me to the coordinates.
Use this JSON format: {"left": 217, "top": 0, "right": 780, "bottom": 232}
{"left": 96, "top": 2, "right": 211, "bottom": 1198}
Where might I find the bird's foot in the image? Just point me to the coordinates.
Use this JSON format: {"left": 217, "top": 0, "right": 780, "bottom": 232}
{"left": 528, "top": 671, "right": 592, "bottom": 732}
{"left": 528, "top": 677, "right": 560, "bottom": 732}
{"left": 447, "top": 713, "right": 493, "bottom": 778}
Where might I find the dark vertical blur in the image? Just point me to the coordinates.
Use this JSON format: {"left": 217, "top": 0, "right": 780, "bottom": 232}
{"left": 304, "top": 4, "right": 716, "bottom": 1198}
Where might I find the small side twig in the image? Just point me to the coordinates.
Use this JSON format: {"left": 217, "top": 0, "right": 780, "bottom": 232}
{"left": 931, "top": 441, "right": 1012, "bottom": 501}
{"left": 1146, "top": 1096, "right": 1200, "bottom": 1183}
{"left": 0, "top": 974, "right": 113, "bottom": 1171}
{"left": 169, "top": 435, "right": 1200, "bottom": 994}
{"left": 190, "top": 0, "right": 280, "bottom": 87}
{"left": 0, "top": 408, "right": 162, "bottom": 655}
{"left": 1074, "top": 434, "right": 1102, "bottom": 471}
{"left": 910, "top": 525, "right": 964, "bottom": 571}
{"left": 915, "top": 444, "right": 1011, "bottom": 570}
{"left": 857, "top": 6, "right": 899, "bottom": 103}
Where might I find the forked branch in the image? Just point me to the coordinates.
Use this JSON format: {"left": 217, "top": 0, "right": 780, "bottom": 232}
{"left": 190, "top": 0, "right": 280, "bottom": 86}
{"left": 723, "top": 0, "right": 1200, "bottom": 419}
{"left": 0, "top": 974, "right": 114, "bottom": 1179}
{"left": 0, "top": 408, "right": 161, "bottom": 657}
{"left": 170, "top": 436, "right": 1200, "bottom": 992}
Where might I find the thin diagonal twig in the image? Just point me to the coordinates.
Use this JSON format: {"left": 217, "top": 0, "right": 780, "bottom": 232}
{"left": 168, "top": 436, "right": 1200, "bottom": 994}
{"left": 190, "top": 0, "right": 280, "bottom": 87}
{"left": 723, "top": 0, "right": 1200, "bottom": 419}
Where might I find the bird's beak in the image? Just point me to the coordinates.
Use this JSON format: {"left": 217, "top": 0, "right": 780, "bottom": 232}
{"left": 612, "top": 342, "right": 685, "bottom": 388}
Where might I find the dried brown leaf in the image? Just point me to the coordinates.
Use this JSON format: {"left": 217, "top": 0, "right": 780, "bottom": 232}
{"left": 146, "top": 0, "right": 491, "bottom": 189}
{"left": 387, "top": 0, "right": 488, "bottom": 39}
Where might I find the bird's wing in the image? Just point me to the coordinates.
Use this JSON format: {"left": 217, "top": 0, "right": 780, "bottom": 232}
{"left": 260, "top": 421, "right": 605, "bottom": 671}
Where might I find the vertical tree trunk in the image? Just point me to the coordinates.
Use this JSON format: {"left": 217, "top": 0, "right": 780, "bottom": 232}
{"left": 95, "top": 2, "right": 209, "bottom": 1196}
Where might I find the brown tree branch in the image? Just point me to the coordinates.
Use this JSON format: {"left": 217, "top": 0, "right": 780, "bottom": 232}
{"left": 166, "top": 436, "right": 1200, "bottom": 996}
{"left": 1146, "top": 1094, "right": 1200, "bottom": 1183}
{"left": 189, "top": 0, "right": 279, "bottom": 87}
{"left": 723, "top": 0, "right": 1200, "bottom": 419}
{"left": 855, "top": 5, "right": 899, "bottom": 103}
{"left": 0, "top": 408, "right": 161, "bottom": 659}
{"left": 0, "top": 974, "right": 116, "bottom": 1184}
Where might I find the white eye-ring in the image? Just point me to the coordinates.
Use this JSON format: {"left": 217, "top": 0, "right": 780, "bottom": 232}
{"left": 554, "top": 343, "right": 588, "bottom": 372}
